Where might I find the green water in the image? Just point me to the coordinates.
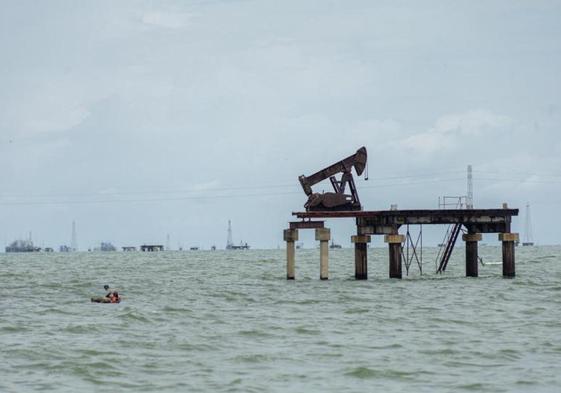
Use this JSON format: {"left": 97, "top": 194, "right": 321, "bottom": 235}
{"left": 1, "top": 247, "right": 560, "bottom": 392}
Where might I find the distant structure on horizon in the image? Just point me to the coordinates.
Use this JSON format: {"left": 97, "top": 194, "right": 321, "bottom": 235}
{"left": 226, "top": 220, "right": 250, "bottom": 250}
{"left": 140, "top": 244, "right": 164, "bottom": 252}
{"left": 71, "top": 221, "right": 78, "bottom": 252}
{"left": 6, "top": 239, "right": 41, "bottom": 253}
{"left": 522, "top": 202, "right": 535, "bottom": 246}
{"left": 95, "top": 242, "right": 117, "bottom": 252}
{"left": 329, "top": 239, "right": 342, "bottom": 249}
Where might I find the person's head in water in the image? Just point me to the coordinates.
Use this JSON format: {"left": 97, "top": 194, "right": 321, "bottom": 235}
{"left": 104, "top": 285, "right": 110, "bottom": 291}
{"left": 111, "top": 291, "right": 120, "bottom": 303}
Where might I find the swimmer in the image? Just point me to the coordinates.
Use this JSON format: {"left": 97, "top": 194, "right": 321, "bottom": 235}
{"left": 109, "top": 291, "right": 121, "bottom": 303}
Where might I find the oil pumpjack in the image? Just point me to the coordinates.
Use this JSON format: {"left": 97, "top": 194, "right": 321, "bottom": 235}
{"left": 298, "top": 147, "right": 367, "bottom": 211}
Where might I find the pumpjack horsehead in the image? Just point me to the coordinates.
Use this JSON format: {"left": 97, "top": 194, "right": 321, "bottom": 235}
{"left": 299, "top": 147, "right": 367, "bottom": 211}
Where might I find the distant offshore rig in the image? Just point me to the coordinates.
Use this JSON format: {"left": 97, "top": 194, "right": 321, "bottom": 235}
{"left": 5, "top": 220, "right": 251, "bottom": 252}
{"left": 226, "top": 220, "right": 250, "bottom": 250}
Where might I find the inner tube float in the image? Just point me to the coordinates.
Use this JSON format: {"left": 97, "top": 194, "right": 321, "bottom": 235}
{"left": 91, "top": 297, "right": 120, "bottom": 303}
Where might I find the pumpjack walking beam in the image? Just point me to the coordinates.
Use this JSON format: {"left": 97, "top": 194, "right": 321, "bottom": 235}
{"left": 298, "top": 147, "right": 367, "bottom": 211}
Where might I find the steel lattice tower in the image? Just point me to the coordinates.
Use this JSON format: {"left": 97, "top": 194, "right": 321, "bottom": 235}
{"left": 227, "top": 220, "right": 233, "bottom": 249}
{"left": 466, "top": 165, "right": 473, "bottom": 209}
{"left": 71, "top": 221, "right": 77, "bottom": 252}
{"left": 524, "top": 203, "right": 534, "bottom": 244}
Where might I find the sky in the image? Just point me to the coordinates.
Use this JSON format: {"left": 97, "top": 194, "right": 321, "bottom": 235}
{"left": 1, "top": 0, "right": 561, "bottom": 250}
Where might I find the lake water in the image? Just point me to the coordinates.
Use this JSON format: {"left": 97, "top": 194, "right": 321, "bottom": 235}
{"left": 1, "top": 246, "right": 560, "bottom": 392}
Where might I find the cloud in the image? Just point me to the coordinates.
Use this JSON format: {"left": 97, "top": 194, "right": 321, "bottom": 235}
{"left": 1, "top": 90, "right": 91, "bottom": 138}
{"left": 433, "top": 110, "right": 511, "bottom": 136}
{"left": 400, "top": 110, "right": 512, "bottom": 155}
{"left": 24, "top": 105, "right": 90, "bottom": 136}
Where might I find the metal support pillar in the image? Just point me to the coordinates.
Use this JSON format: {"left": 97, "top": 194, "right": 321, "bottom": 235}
{"left": 351, "top": 235, "right": 371, "bottom": 280}
{"left": 462, "top": 233, "right": 482, "bottom": 277}
{"left": 499, "top": 233, "right": 519, "bottom": 278}
{"left": 284, "top": 229, "right": 298, "bottom": 280}
{"left": 385, "top": 234, "right": 405, "bottom": 279}
{"left": 316, "top": 228, "right": 331, "bottom": 280}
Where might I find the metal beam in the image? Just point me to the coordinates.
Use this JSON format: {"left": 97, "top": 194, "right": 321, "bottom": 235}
{"left": 289, "top": 221, "right": 325, "bottom": 229}
{"left": 293, "top": 209, "right": 518, "bottom": 231}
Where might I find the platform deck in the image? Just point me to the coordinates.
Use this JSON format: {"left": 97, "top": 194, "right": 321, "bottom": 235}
{"left": 293, "top": 208, "right": 519, "bottom": 235}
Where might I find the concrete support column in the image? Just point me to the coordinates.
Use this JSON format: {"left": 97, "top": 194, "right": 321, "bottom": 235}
{"left": 462, "top": 233, "right": 482, "bottom": 277}
{"left": 385, "top": 234, "right": 405, "bottom": 279}
{"left": 316, "top": 228, "right": 331, "bottom": 280}
{"left": 283, "top": 229, "right": 298, "bottom": 280}
{"left": 499, "top": 233, "right": 519, "bottom": 278}
{"left": 351, "top": 235, "right": 371, "bottom": 280}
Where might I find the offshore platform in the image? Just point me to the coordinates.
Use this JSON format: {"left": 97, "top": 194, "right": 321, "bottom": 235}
{"left": 226, "top": 220, "right": 250, "bottom": 250}
{"left": 284, "top": 147, "right": 519, "bottom": 280}
{"left": 5, "top": 239, "right": 41, "bottom": 253}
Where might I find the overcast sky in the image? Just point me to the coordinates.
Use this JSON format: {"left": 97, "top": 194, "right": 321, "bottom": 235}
{"left": 1, "top": 0, "right": 561, "bottom": 249}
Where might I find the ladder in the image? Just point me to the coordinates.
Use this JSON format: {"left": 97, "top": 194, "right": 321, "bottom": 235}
{"left": 436, "top": 223, "right": 462, "bottom": 273}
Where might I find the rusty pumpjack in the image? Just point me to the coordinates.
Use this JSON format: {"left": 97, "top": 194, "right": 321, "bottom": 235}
{"left": 299, "top": 147, "right": 367, "bottom": 211}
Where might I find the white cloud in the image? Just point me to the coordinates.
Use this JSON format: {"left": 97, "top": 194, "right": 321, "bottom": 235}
{"left": 401, "top": 130, "right": 455, "bottom": 154}
{"left": 24, "top": 105, "right": 90, "bottom": 135}
{"left": 433, "top": 110, "right": 511, "bottom": 136}
{"left": 400, "top": 110, "right": 512, "bottom": 154}
{"left": 3, "top": 99, "right": 90, "bottom": 138}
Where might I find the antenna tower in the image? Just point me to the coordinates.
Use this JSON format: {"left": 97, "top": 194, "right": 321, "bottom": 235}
{"left": 523, "top": 203, "right": 534, "bottom": 246}
{"left": 466, "top": 165, "right": 473, "bottom": 209}
{"left": 71, "top": 221, "right": 78, "bottom": 251}
{"left": 166, "top": 234, "right": 170, "bottom": 251}
{"left": 227, "top": 220, "right": 233, "bottom": 249}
